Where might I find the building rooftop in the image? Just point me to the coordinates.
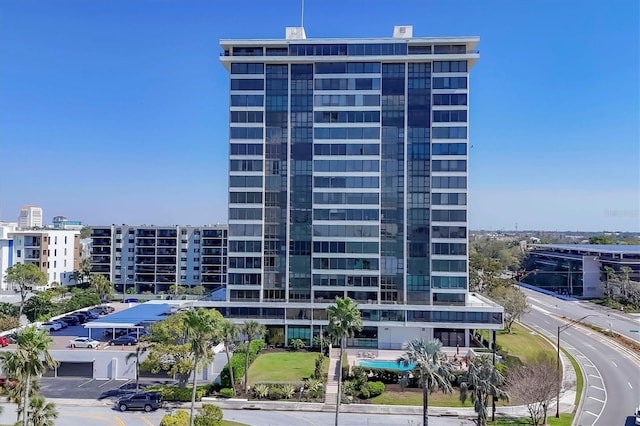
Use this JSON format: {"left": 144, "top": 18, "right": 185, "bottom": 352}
{"left": 84, "top": 303, "right": 172, "bottom": 329}
{"left": 531, "top": 244, "right": 640, "bottom": 255}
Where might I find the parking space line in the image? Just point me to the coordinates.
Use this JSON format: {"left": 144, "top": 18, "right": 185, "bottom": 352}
{"left": 138, "top": 416, "right": 155, "bottom": 426}
{"left": 98, "top": 380, "right": 114, "bottom": 388}
{"left": 114, "top": 416, "right": 126, "bottom": 426}
{"left": 588, "top": 396, "right": 605, "bottom": 403}
{"left": 78, "top": 379, "right": 95, "bottom": 387}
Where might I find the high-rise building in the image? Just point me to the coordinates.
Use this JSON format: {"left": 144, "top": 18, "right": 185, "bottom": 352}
{"left": 18, "top": 206, "right": 43, "bottom": 229}
{"left": 216, "top": 26, "right": 503, "bottom": 348}
{"left": 90, "top": 224, "right": 227, "bottom": 294}
{"left": 52, "top": 216, "right": 84, "bottom": 230}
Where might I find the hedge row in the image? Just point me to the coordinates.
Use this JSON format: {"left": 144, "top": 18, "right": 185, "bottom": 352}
{"left": 219, "top": 339, "right": 265, "bottom": 388}
{"left": 146, "top": 385, "right": 209, "bottom": 402}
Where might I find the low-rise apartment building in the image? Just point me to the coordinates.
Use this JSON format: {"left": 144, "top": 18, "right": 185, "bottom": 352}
{"left": 8, "top": 229, "right": 81, "bottom": 287}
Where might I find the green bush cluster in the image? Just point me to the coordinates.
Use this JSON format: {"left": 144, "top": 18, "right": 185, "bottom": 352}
{"left": 218, "top": 388, "right": 234, "bottom": 398}
{"left": 159, "top": 405, "right": 223, "bottom": 426}
{"left": 350, "top": 366, "right": 400, "bottom": 384}
{"left": 341, "top": 367, "right": 385, "bottom": 400}
{"left": 146, "top": 385, "right": 209, "bottom": 402}
{"left": 24, "top": 289, "right": 101, "bottom": 322}
{"left": 220, "top": 339, "right": 265, "bottom": 387}
{"left": 288, "top": 338, "right": 306, "bottom": 351}
{"left": 252, "top": 383, "right": 297, "bottom": 400}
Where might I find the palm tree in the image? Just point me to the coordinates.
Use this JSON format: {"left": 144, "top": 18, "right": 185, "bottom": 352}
{"left": 327, "top": 296, "right": 363, "bottom": 426}
{"left": 89, "top": 274, "right": 114, "bottom": 301}
{"left": 79, "top": 258, "right": 92, "bottom": 284}
{"left": 69, "top": 270, "right": 83, "bottom": 286}
{"left": 25, "top": 395, "right": 58, "bottom": 426}
{"left": 0, "top": 351, "right": 40, "bottom": 422}
{"left": 460, "top": 356, "right": 508, "bottom": 426}
{"left": 125, "top": 344, "right": 149, "bottom": 392}
{"left": 397, "top": 338, "right": 454, "bottom": 426}
{"left": 219, "top": 319, "right": 239, "bottom": 395}
{"left": 241, "top": 320, "right": 266, "bottom": 394}
{"left": 5, "top": 326, "right": 58, "bottom": 426}
{"left": 183, "top": 308, "right": 221, "bottom": 426}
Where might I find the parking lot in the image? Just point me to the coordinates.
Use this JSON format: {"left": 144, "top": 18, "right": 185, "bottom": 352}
{"left": 39, "top": 377, "right": 175, "bottom": 401}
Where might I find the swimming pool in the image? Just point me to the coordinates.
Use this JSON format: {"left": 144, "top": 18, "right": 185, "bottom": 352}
{"left": 358, "top": 359, "right": 415, "bottom": 371}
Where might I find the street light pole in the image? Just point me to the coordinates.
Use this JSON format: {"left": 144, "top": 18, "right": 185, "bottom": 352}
{"left": 556, "top": 314, "right": 596, "bottom": 418}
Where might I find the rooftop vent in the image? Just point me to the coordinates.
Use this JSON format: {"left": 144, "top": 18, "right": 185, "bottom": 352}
{"left": 393, "top": 25, "right": 413, "bottom": 38}
{"left": 286, "top": 27, "right": 307, "bottom": 40}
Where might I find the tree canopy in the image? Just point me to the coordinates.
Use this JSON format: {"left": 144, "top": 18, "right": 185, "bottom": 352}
{"left": 5, "top": 263, "right": 48, "bottom": 318}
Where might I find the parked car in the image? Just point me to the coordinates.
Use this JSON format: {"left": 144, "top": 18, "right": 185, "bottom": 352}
{"left": 93, "top": 305, "right": 114, "bottom": 315}
{"left": 60, "top": 316, "right": 80, "bottom": 326}
{"left": 55, "top": 319, "right": 69, "bottom": 328}
{"left": 0, "top": 336, "right": 10, "bottom": 347}
{"left": 40, "top": 322, "right": 62, "bottom": 332}
{"left": 116, "top": 392, "right": 163, "bottom": 412}
{"left": 68, "top": 337, "right": 100, "bottom": 349}
{"left": 79, "top": 310, "right": 98, "bottom": 320}
{"left": 127, "top": 329, "right": 150, "bottom": 338}
{"left": 109, "top": 335, "right": 138, "bottom": 346}
{"left": 72, "top": 312, "right": 89, "bottom": 323}
{"left": 123, "top": 298, "right": 139, "bottom": 303}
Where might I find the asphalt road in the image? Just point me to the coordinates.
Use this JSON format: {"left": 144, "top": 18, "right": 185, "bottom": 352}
{"left": 0, "top": 403, "right": 473, "bottom": 426}
{"left": 522, "top": 289, "right": 640, "bottom": 426}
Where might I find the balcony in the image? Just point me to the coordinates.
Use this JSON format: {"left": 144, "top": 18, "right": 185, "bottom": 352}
{"left": 93, "top": 238, "right": 111, "bottom": 246}
{"left": 92, "top": 256, "right": 111, "bottom": 264}
{"left": 24, "top": 237, "right": 42, "bottom": 247}
{"left": 202, "top": 239, "right": 224, "bottom": 247}
{"left": 137, "top": 248, "right": 156, "bottom": 256}
{"left": 157, "top": 238, "right": 177, "bottom": 247}
{"left": 92, "top": 247, "right": 110, "bottom": 255}
{"left": 157, "top": 248, "right": 177, "bottom": 256}
{"left": 91, "top": 229, "right": 112, "bottom": 237}
{"left": 137, "top": 238, "right": 155, "bottom": 247}
{"left": 136, "top": 229, "right": 156, "bottom": 237}
{"left": 157, "top": 230, "right": 177, "bottom": 238}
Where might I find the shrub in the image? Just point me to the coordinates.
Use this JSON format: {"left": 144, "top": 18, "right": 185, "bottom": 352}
{"left": 342, "top": 380, "right": 357, "bottom": 397}
{"left": 220, "top": 339, "right": 265, "bottom": 387}
{"left": 160, "top": 410, "right": 189, "bottom": 426}
{"left": 194, "top": 404, "right": 223, "bottom": 426}
{"left": 269, "top": 386, "right": 283, "bottom": 400}
{"left": 280, "top": 383, "right": 295, "bottom": 399}
{"left": 366, "top": 381, "right": 385, "bottom": 398}
{"left": 303, "top": 378, "right": 324, "bottom": 400}
{"left": 253, "top": 383, "right": 270, "bottom": 400}
{"left": 357, "top": 387, "right": 370, "bottom": 399}
{"left": 146, "top": 385, "right": 208, "bottom": 402}
{"left": 219, "top": 388, "right": 234, "bottom": 398}
{"left": 289, "top": 338, "right": 306, "bottom": 351}
{"left": 341, "top": 351, "right": 349, "bottom": 380}
{"left": 312, "top": 354, "right": 325, "bottom": 380}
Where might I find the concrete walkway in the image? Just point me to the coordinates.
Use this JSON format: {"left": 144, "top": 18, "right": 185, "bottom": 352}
{"left": 323, "top": 347, "right": 340, "bottom": 407}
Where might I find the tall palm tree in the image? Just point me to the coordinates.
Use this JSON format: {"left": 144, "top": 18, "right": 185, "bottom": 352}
{"left": 241, "top": 320, "right": 266, "bottom": 394}
{"left": 125, "top": 344, "right": 148, "bottom": 392}
{"left": 397, "top": 338, "right": 454, "bottom": 426}
{"left": 25, "top": 395, "right": 58, "bottom": 426}
{"left": 219, "top": 319, "right": 239, "bottom": 395}
{"left": 327, "top": 296, "right": 363, "bottom": 426}
{"left": 8, "top": 326, "right": 58, "bottom": 426}
{"left": 459, "top": 356, "right": 508, "bottom": 426}
{"left": 183, "top": 308, "right": 221, "bottom": 426}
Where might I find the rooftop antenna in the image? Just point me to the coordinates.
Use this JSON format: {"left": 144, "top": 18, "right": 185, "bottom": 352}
{"left": 301, "top": 0, "right": 305, "bottom": 28}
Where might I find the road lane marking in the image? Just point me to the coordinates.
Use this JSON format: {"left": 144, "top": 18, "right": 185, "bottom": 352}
{"left": 588, "top": 374, "right": 600, "bottom": 378}
{"left": 584, "top": 411, "right": 598, "bottom": 417}
{"left": 583, "top": 343, "right": 595, "bottom": 349}
{"left": 589, "top": 385, "right": 605, "bottom": 391}
{"left": 139, "top": 416, "right": 155, "bottom": 426}
{"left": 611, "top": 360, "right": 617, "bottom": 367}
{"left": 629, "top": 382, "right": 634, "bottom": 389}
{"left": 114, "top": 416, "right": 126, "bottom": 426}
{"left": 583, "top": 363, "right": 596, "bottom": 368}
{"left": 530, "top": 304, "right": 551, "bottom": 315}
{"left": 588, "top": 396, "right": 605, "bottom": 403}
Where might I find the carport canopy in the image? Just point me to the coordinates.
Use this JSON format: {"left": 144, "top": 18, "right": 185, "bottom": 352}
{"left": 84, "top": 303, "right": 172, "bottom": 339}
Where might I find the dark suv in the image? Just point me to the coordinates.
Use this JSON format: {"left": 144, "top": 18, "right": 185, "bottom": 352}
{"left": 116, "top": 392, "right": 162, "bottom": 412}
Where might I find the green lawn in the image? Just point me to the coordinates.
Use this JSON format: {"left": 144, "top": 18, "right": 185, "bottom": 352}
{"left": 370, "top": 390, "right": 514, "bottom": 408}
{"left": 486, "top": 413, "right": 572, "bottom": 426}
{"left": 222, "top": 421, "right": 249, "bottom": 426}
{"left": 248, "top": 352, "right": 328, "bottom": 385}
{"left": 497, "top": 323, "right": 556, "bottom": 363}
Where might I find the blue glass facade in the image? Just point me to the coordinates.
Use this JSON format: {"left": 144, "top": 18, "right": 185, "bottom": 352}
{"left": 221, "top": 32, "right": 502, "bottom": 348}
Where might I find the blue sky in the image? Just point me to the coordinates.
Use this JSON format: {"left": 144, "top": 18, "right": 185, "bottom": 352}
{"left": 1, "top": 0, "right": 638, "bottom": 232}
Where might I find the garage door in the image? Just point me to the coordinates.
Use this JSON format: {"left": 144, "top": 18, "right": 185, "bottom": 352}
{"left": 56, "top": 362, "right": 93, "bottom": 378}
